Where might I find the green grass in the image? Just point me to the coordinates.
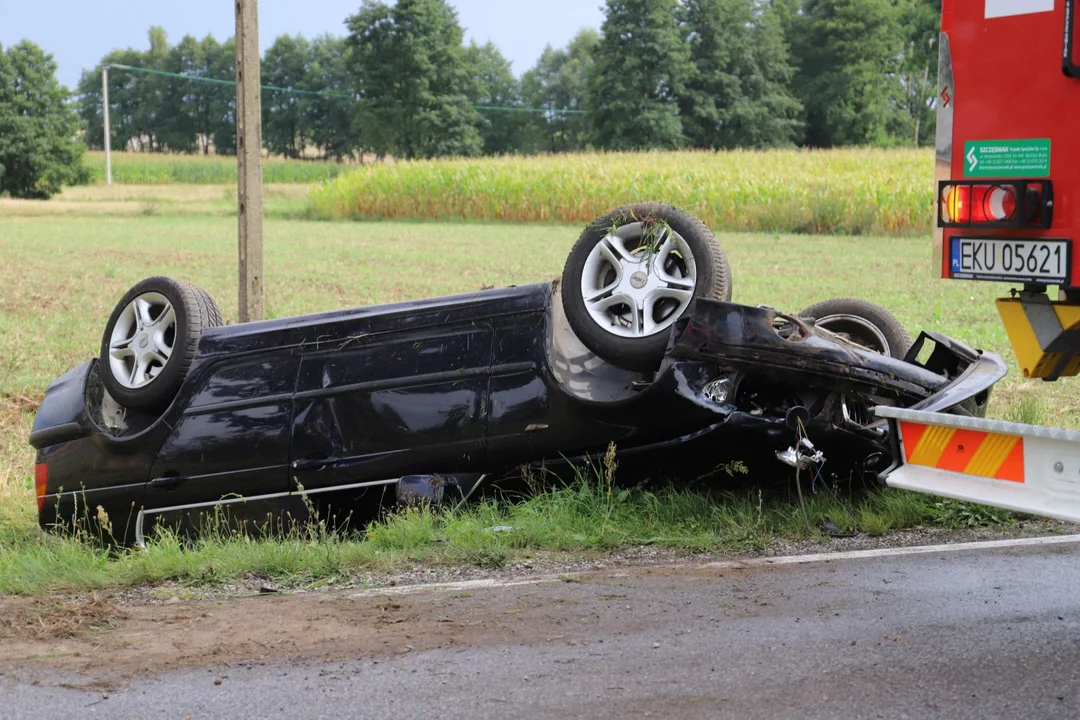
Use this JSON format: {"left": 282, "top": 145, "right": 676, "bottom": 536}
{"left": 0, "top": 449, "right": 1012, "bottom": 595}
{"left": 309, "top": 148, "right": 934, "bottom": 236}
{"left": 83, "top": 150, "right": 351, "bottom": 185}
{"left": 0, "top": 204, "right": 1074, "bottom": 594}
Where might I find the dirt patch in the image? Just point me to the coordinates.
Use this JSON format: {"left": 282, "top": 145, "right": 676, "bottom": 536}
{"left": 0, "top": 595, "right": 126, "bottom": 641}
{"left": 0, "top": 579, "right": 580, "bottom": 683}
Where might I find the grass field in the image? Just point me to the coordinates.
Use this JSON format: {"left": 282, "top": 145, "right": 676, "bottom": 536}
{"left": 0, "top": 191, "right": 1075, "bottom": 594}
{"left": 309, "top": 148, "right": 934, "bottom": 236}
{"left": 83, "top": 150, "right": 351, "bottom": 185}
{"left": 0, "top": 183, "right": 313, "bottom": 220}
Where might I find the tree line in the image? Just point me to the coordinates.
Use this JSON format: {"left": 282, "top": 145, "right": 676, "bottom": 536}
{"left": 75, "top": 0, "right": 940, "bottom": 161}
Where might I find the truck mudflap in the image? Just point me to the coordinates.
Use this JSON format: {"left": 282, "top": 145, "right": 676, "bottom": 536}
{"left": 876, "top": 406, "right": 1080, "bottom": 524}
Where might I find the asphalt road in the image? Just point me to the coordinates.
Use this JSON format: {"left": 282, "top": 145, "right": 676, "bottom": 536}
{"left": 4, "top": 539, "right": 1080, "bottom": 719}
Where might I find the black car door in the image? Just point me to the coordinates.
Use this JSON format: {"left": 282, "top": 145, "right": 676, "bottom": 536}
{"left": 141, "top": 351, "right": 299, "bottom": 532}
{"left": 290, "top": 301, "right": 494, "bottom": 491}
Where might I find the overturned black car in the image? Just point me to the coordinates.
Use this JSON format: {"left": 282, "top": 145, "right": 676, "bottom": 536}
{"left": 29, "top": 204, "right": 1005, "bottom": 544}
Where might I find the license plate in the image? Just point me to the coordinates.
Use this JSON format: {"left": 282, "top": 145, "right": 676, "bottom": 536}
{"left": 949, "top": 238, "right": 1070, "bottom": 284}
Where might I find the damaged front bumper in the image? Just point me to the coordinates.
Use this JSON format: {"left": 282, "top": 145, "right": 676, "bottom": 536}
{"left": 662, "top": 300, "right": 1007, "bottom": 476}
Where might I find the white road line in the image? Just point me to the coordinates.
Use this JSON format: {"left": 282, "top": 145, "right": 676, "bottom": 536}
{"left": 704, "top": 533, "right": 1080, "bottom": 569}
{"left": 351, "top": 534, "right": 1080, "bottom": 599}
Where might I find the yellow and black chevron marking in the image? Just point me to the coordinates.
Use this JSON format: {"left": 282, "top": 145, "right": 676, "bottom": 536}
{"left": 997, "top": 298, "right": 1080, "bottom": 380}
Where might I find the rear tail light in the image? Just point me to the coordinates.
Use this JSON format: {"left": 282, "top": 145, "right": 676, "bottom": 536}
{"left": 939, "top": 180, "right": 1052, "bottom": 229}
{"left": 943, "top": 185, "right": 1016, "bottom": 223}
{"left": 984, "top": 186, "right": 1017, "bottom": 221}
{"left": 34, "top": 463, "right": 48, "bottom": 512}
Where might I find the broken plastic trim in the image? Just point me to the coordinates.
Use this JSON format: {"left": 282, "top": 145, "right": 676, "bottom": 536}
{"left": 906, "top": 350, "right": 1007, "bottom": 415}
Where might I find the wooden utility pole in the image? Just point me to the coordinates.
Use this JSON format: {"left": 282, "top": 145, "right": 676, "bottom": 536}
{"left": 102, "top": 66, "right": 112, "bottom": 186}
{"left": 235, "top": 0, "right": 265, "bottom": 322}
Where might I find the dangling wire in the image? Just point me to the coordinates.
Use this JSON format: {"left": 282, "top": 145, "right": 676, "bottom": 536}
{"left": 793, "top": 417, "right": 812, "bottom": 533}
{"left": 795, "top": 416, "right": 826, "bottom": 492}
{"left": 812, "top": 458, "right": 826, "bottom": 494}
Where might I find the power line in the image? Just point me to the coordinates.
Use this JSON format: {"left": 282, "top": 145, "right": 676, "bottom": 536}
{"left": 106, "top": 63, "right": 353, "bottom": 99}
{"left": 474, "top": 104, "right": 584, "bottom": 116}
{"left": 103, "top": 63, "right": 587, "bottom": 116}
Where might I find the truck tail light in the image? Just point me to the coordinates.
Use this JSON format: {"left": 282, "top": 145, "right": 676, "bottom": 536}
{"left": 984, "top": 186, "right": 1017, "bottom": 222}
{"left": 35, "top": 463, "right": 48, "bottom": 512}
{"left": 943, "top": 185, "right": 1017, "bottom": 223}
{"left": 939, "top": 180, "right": 1053, "bottom": 230}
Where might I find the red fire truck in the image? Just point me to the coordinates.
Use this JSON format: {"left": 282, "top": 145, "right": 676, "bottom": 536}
{"left": 878, "top": 0, "right": 1080, "bottom": 522}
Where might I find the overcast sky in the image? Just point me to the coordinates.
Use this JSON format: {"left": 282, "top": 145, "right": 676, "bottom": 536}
{"left": 0, "top": 0, "right": 605, "bottom": 90}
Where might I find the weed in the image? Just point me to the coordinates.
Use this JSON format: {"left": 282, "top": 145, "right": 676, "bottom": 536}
{"left": 1002, "top": 391, "right": 1049, "bottom": 426}
{"left": 856, "top": 508, "right": 893, "bottom": 536}
{"left": 929, "top": 499, "right": 1014, "bottom": 529}
{"left": 464, "top": 546, "right": 510, "bottom": 569}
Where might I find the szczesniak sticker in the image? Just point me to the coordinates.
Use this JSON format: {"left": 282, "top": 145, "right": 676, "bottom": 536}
{"left": 985, "top": 0, "right": 1054, "bottom": 19}
{"left": 964, "top": 139, "right": 1051, "bottom": 178}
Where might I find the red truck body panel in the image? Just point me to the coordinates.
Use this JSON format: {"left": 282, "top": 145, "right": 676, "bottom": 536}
{"left": 939, "top": 0, "right": 1079, "bottom": 288}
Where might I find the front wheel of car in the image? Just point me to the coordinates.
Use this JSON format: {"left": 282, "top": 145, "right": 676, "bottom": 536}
{"left": 799, "top": 298, "right": 911, "bottom": 360}
{"left": 99, "top": 276, "right": 223, "bottom": 413}
{"left": 561, "top": 203, "right": 733, "bottom": 372}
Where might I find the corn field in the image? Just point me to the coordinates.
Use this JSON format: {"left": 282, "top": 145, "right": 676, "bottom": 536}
{"left": 309, "top": 148, "right": 935, "bottom": 236}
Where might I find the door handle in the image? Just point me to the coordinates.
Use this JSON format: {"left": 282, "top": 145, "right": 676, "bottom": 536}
{"left": 1065, "top": 0, "right": 1080, "bottom": 78}
{"left": 291, "top": 458, "right": 335, "bottom": 472}
{"left": 150, "top": 475, "right": 188, "bottom": 490}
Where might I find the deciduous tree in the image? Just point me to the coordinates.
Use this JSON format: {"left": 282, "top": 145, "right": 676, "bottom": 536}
{"left": 588, "top": 0, "right": 691, "bottom": 150}
{"left": 520, "top": 29, "right": 598, "bottom": 153}
{"left": 262, "top": 34, "right": 312, "bottom": 159}
{"left": 346, "top": 0, "right": 483, "bottom": 159}
{"left": 796, "top": 0, "right": 902, "bottom": 147}
{"left": 894, "top": 0, "right": 941, "bottom": 146}
{"left": 465, "top": 41, "right": 525, "bottom": 155}
{"left": 679, "top": 0, "right": 801, "bottom": 149}
{"left": 305, "top": 35, "right": 360, "bottom": 161}
{"left": 0, "top": 41, "right": 88, "bottom": 199}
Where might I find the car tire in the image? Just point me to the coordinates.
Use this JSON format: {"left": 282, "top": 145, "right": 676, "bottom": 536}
{"left": 99, "top": 276, "right": 223, "bottom": 413}
{"left": 799, "top": 298, "right": 912, "bottom": 359}
{"left": 561, "top": 202, "right": 732, "bottom": 372}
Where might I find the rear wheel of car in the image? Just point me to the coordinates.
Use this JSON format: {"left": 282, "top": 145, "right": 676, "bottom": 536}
{"left": 100, "top": 276, "right": 223, "bottom": 412}
{"left": 561, "top": 202, "right": 732, "bottom": 372}
{"left": 799, "top": 298, "right": 911, "bottom": 360}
